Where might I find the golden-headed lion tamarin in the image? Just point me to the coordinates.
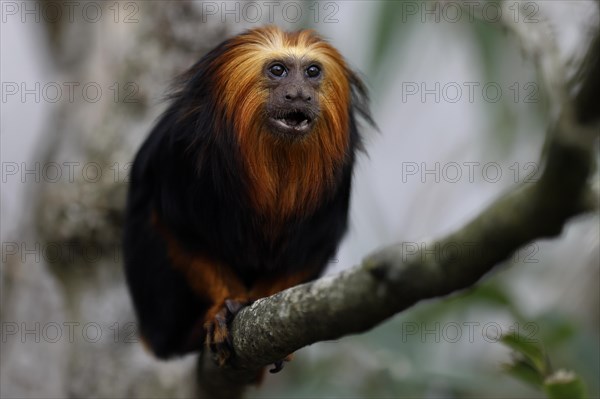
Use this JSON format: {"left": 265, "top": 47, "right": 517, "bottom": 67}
{"left": 123, "top": 25, "right": 373, "bottom": 371}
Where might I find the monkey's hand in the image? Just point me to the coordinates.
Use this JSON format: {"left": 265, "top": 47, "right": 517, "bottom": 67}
{"left": 204, "top": 298, "right": 249, "bottom": 367}
{"left": 204, "top": 298, "right": 294, "bottom": 373}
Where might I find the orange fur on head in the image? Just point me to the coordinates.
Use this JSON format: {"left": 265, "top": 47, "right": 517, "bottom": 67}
{"left": 210, "top": 26, "right": 354, "bottom": 220}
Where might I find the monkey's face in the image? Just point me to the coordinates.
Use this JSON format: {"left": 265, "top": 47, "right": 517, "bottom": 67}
{"left": 264, "top": 59, "right": 322, "bottom": 138}
{"left": 216, "top": 26, "right": 351, "bottom": 149}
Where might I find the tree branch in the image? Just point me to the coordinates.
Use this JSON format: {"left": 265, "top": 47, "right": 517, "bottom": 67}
{"left": 197, "top": 3, "right": 600, "bottom": 397}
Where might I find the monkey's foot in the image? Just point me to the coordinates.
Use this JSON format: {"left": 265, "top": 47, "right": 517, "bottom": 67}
{"left": 204, "top": 298, "right": 248, "bottom": 367}
{"left": 269, "top": 353, "right": 295, "bottom": 373}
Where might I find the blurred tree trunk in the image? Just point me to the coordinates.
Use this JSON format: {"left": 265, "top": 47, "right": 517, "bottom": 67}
{"left": 1, "top": 2, "right": 230, "bottom": 397}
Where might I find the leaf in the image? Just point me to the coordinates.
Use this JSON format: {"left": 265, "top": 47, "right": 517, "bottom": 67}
{"left": 543, "top": 370, "right": 587, "bottom": 399}
{"left": 501, "top": 332, "right": 548, "bottom": 375}
{"left": 502, "top": 356, "right": 545, "bottom": 388}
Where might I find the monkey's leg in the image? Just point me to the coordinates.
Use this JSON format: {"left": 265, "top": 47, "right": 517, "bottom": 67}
{"left": 172, "top": 255, "right": 253, "bottom": 366}
{"left": 124, "top": 210, "right": 209, "bottom": 358}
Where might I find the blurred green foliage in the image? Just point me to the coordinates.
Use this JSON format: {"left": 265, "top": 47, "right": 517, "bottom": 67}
{"left": 502, "top": 332, "right": 587, "bottom": 398}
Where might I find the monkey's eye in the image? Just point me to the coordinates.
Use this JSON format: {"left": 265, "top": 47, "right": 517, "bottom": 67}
{"left": 306, "top": 65, "right": 321, "bottom": 78}
{"left": 269, "top": 64, "right": 287, "bottom": 77}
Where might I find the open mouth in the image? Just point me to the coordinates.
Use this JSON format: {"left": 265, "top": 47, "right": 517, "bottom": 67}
{"left": 269, "top": 110, "right": 314, "bottom": 135}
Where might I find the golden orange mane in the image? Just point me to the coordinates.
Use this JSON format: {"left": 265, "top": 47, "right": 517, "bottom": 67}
{"left": 210, "top": 26, "right": 354, "bottom": 220}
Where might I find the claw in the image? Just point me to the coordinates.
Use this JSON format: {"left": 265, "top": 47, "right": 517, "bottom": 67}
{"left": 269, "top": 353, "right": 294, "bottom": 373}
{"left": 269, "top": 360, "right": 284, "bottom": 373}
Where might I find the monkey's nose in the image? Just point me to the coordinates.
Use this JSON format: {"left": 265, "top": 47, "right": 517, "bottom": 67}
{"left": 284, "top": 88, "right": 312, "bottom": 102}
